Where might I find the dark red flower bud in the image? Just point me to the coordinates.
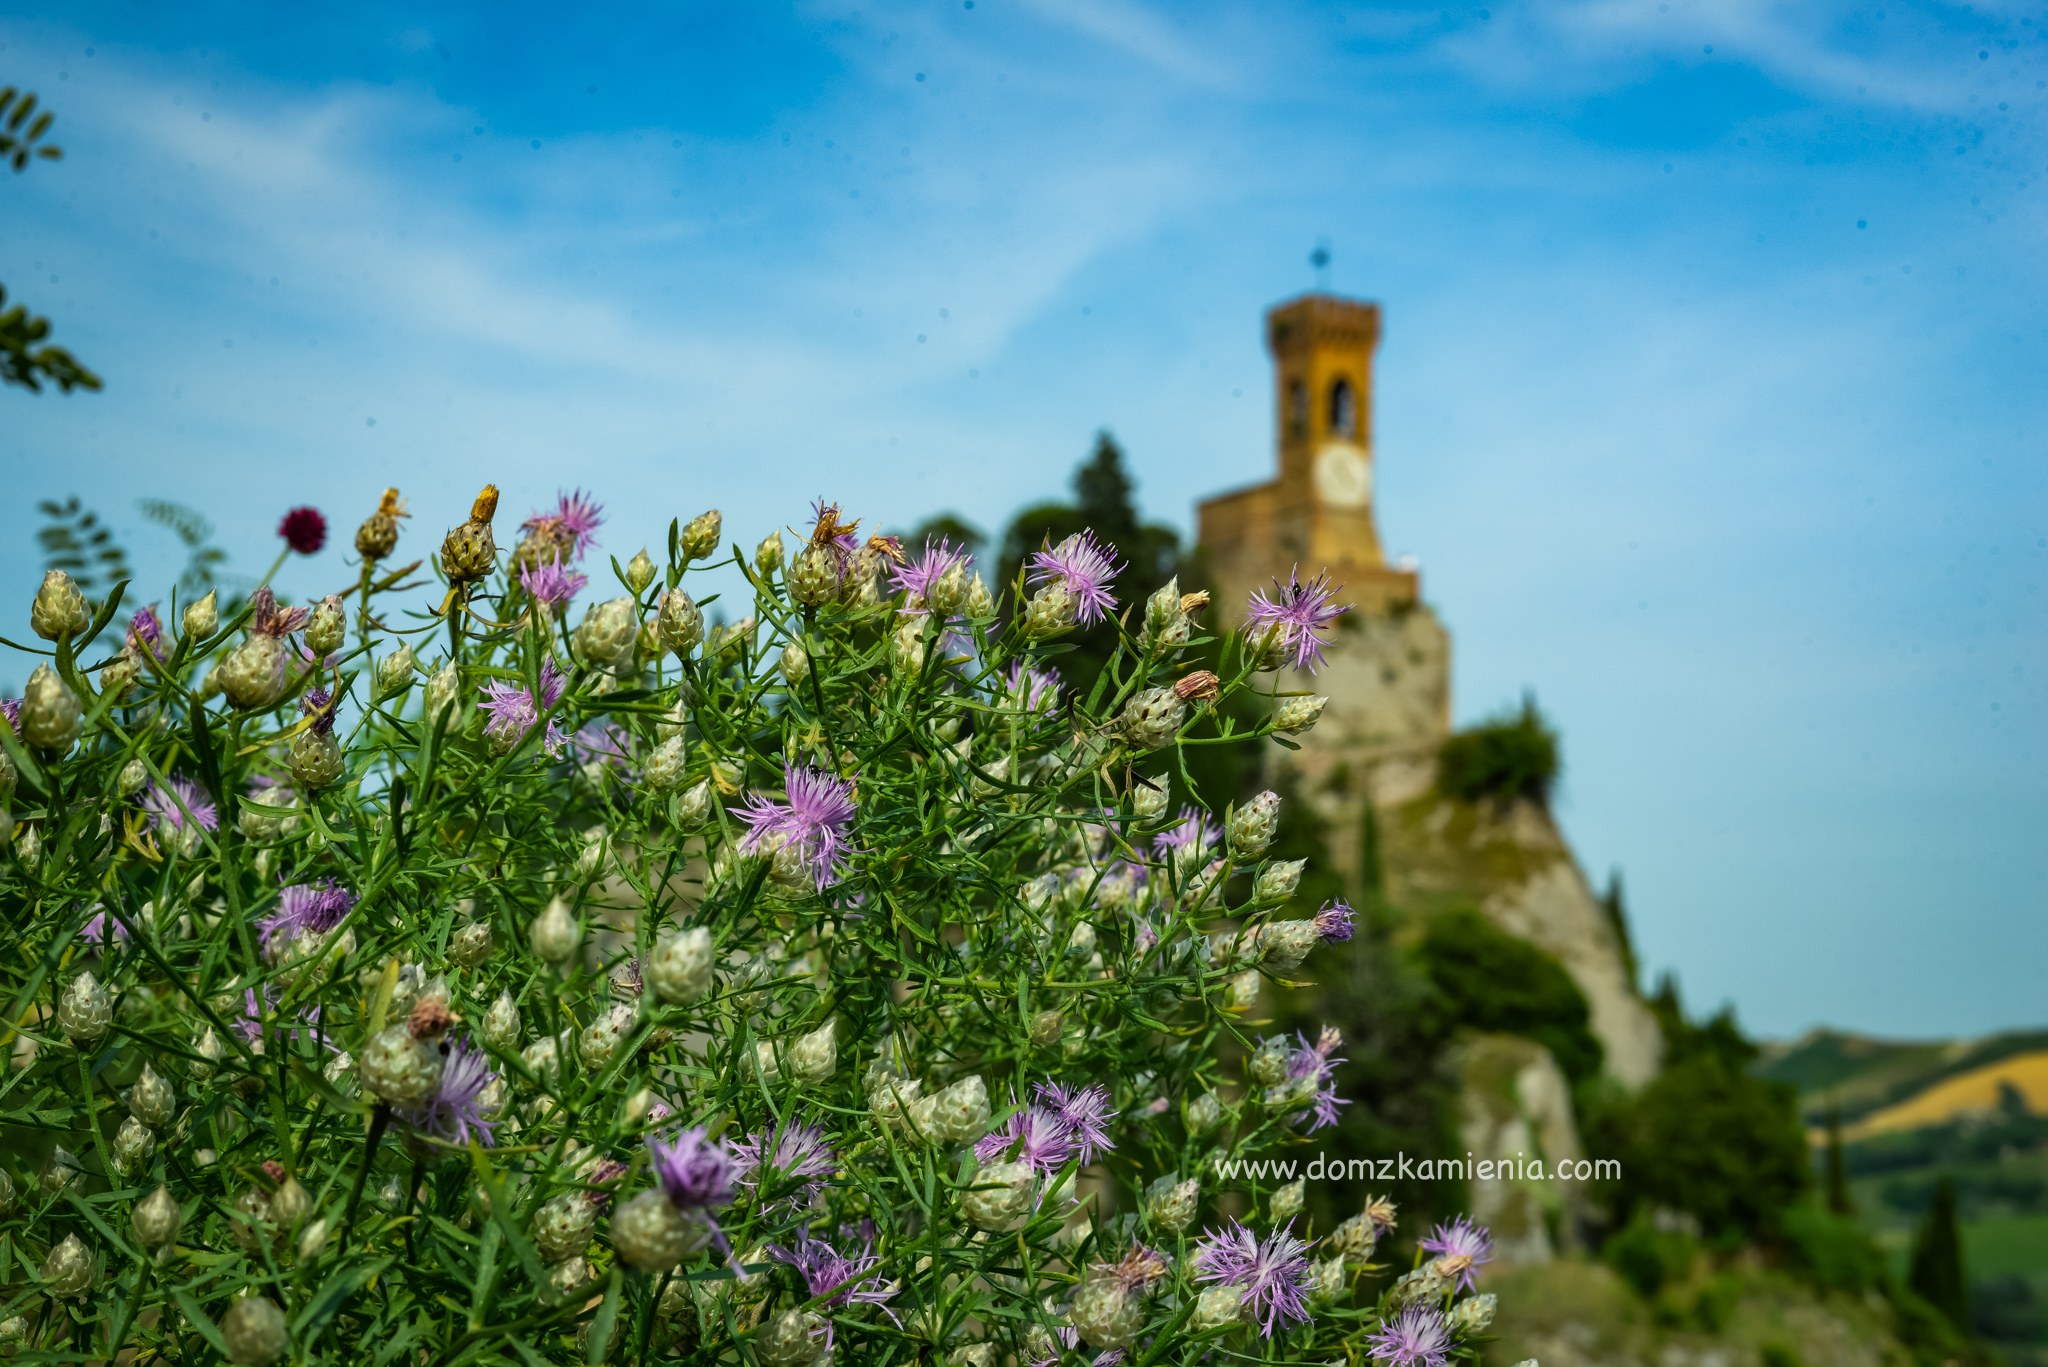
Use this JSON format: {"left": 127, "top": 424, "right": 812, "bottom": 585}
{"left": 278, "top": 507, "right": 328, "bottom": 555}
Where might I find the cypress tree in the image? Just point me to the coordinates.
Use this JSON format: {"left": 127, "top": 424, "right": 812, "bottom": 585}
{"left": 1908, "top": 1176, "right": 1969, "bottom": 1329}
{"left": 1824, "top": 1105, "right": 1854, "bottom": 1216}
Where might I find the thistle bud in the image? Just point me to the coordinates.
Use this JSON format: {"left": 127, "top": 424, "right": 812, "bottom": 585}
{"left": 579, "top": 1003, "right": 634, "bottom": 1070}
{"left": 423, "top": 660, "right": 461, "bottom": 721}
{"left": 1273, "top": 694, "right": 1329, "bottom": 735}
{"left": 1254, "top": 859, "right": 1306, "bottom": 902}
{"left": 1270, "top": 1179, "right": 1305, "bottom": 1224}
{"left": 653, "top": 589, "right": 704, "bottom": 659}
{"left": 1142, "top": 1172, "right": 1200, "bottom": 1233}
{"left": 304, "top": 595, "right": 346, "bottom": 657}
{"left": 534, "top": 1190, "right": 600, "bottom": 1261}
{"left": 1449, "top": 1292, "right": 1497, "bottom": 1335}
{"left": 1020, "top": 582, "right": 1076, "bottom": 638}
{"left": 788, "top": 544, "right": 839, "bottom": 606}
{"left": 219, "top": 635, "right": 292, "bottom": 712}
{"left": 112, "top": 1115, "right": 156, "bottom": 1174}
{"left": 1069, "top": 1275, "right": 1144, "bottom": 1351}
{"left": 222, "top": 1295, "right": 289, "bottom": 1366}
{"left": 1190, "top": 1283, "right": 1244, "bottom": 1331}
{"left": 892, "top": 620, "right": 928, "bottom": 675}
{"left": 1141, "top": 577, "right": 1190, "bottom": 652}
{"left": 929, "top": 1074, "right": 991, "bottom": 1143}
{"left": 643, "top": 736, "right": 687, "bottom": 794}
{"left": 529, "top": 897, "right": 581, "bottom": 965}
{"left": 573, "top": 829, "right": 608, "bottom": 882}
{"left": 676, "top": 780, "right": 713, "bottom": 828}
{"left": 759, "top": 1308, "right": 825, "bottom": 1367}
{"left": 1227, "top": 790, "right": 1280, "bottom": 860}
{"left": 755, "top": 530, "right": 785, "bottom": 572}
{"left": 680, "top": 510, "right": 722, "bottom": 561}
{"left": 1249, "top": 1036, "right": 1293, "bottom": 1087}
{"left": 964, "top": 573, "right": 995, "bottom": 619}
{"left": 789, "top": 1019, "right": 837, "bottom": 1083}
{"left": 481, "top": 990, "right": 521, "bottom": 1048}
{"left": 959, "top": 1159, "right": 1032, "bottom": 1232}
{"left": 297, "top": 1216, "right": 330, "bottom": 1262}
{"left": 13, "top": 821, "right": 39, "bottom": 869}
{"left": 289, "top": 727, "right": 345, "bottom": 791}
{"left": 1329, "top": 1212, "right": 1379, "bottom": 1260}
{"left": 1130, "top": 783, "right": 1168, "bottom": 820}
{"left": 133, "top": 1184, "right": 183, "bottom": 1250}
{"left": 574, "top": 596, "right": 639, "bottom": 670}
{"left": 22, "top": 663, "right": 81, "bottom": 753}
{"left": 1029, "top": 1009, "right": 1063, "bottom": 1047}
{"left": 648, "top": 927, "right": 714, "bottom": 1005}
{"left": 778, "top": 641, "right": 810, "bottom": 685}
{"left": 31, "top": 569, "right": 91, "bottom": 641}
{"left": 611, "top": 1189, "right": 711, "bottom": 1272}
{"left": 193, "top": 1026, "right": 225, "bottom": 1079}
{"left": 359, "top": 1022, "right": 446, "bottom": 1107}
{"left": 1120, "top": 687, "right": 1186, "bottom": 750}
{"left": 40, "top": 1233, "right": 94, "bottom": 1298}
{"left": 1388, "top": 1265, "right": 1451, "bottom": 1308}
{"left": 41, "top": 1148, "right": 81, "bottom": 1195}
{"left": 270, "top": 1172, "right": 312, "bottom": 1229}
{"left": 356, "top": 488, "right": 405, "bottom": 561}
{"left": 450, "top": 920, "right": 492, "bottom": 968}
{"left": 376, "top": 643, "right": 417, "bottom": 699}
{"left": 183, "top": 590, "right": 219, "bottom": 640}
{"left": 1185, "top": 1092, "right": 1224, "bottom": 1134}
{"left": 624, "top": 548, "right": 658, "bottom": 594}
{"left": 100, "top": 649, "right": 141, "bottom": 697}
{"left": 441, "top": 485, "right": 500, "bottom": 585}
{"left": 57, "top": 970, "right": 112, "bottom": 1045}
{"left": 125, "top": 1062, "right": 175, "bottom": 1129}
{"left": 0, "top": 1170, "right": 13, "bottom": 1216}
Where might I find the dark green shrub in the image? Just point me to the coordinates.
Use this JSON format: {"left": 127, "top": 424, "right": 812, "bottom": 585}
{"left": 1418, "top": 908, "right": 1604, "bottom": 1085}
{"left": 1436, "top": 695, "right": 1560, "bottom": 805}
{"left": 1604, "top": 1210, "right": 1697, "bottom": 1298}
{"left": 1781, "top": 1204, "right": 1890, "bottom": 1294}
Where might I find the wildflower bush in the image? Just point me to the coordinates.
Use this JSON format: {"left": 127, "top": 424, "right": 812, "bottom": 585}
{"left": 0, "top": 485, "right": 1508, "bottom": 1366}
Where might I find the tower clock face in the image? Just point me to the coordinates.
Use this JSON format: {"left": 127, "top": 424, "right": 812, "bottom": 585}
{"left": 1314, "top": 442, "right": 1371, "bottom": 508}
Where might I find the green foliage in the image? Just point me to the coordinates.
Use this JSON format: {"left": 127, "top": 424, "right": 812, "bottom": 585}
{"left": 1824, "top": 1108, "right": 1854, "bottom": 1216}
{"left": 1910, "top": 1177, "right": 1971, "bottom": 1329}
{"left": 36, "top": 496, "right": 131, "bottom": 602}
{"left": 1603, "top": 1209, "right": 1698, "bottom": 1298}
{"left": 1600, "top": 868, "right": 1638, "bottom": 990}
{"left": 1436, "top": 695, "right": 1560, "bottom": 807}
{"left": 1780, "top": 1204, "right": 1890, "bottom": 1295}
{"left": 1, "top": 284, "right": 101, "bottom": 394}
{"left": 0, "top": 85, "right": 63, "bottom": 171}
{"left": 138, "top": 498, "right": 233, "bottom": 598}
{"left": 1416, "top": 907, "right": 1604, "bottom": 1086}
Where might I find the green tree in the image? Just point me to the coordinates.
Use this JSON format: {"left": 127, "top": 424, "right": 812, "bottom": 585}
{"left": 1908, "top": 1176, "right": 1970, "bottom": 1330}
{"left": 2, "top": 86, "right": 100, "bottom": 394}
{"left": 1436, "top": 694, "right": 1560, "bottom": 806}
{"left": 1416, "top": 907, "right": 1605, "bottom": 1085}
{"left": 1824, "top": 1104, "right": 1855, "bottom": 1216}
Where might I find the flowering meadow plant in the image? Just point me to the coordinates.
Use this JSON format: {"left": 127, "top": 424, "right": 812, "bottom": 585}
{"left": 0, "top": 486, "right": 1509, "bottom": 1366}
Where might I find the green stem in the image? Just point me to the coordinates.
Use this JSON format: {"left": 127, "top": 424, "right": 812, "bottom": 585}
{"left": 338, "top": 1104, "right": 392, "bottom": 1252}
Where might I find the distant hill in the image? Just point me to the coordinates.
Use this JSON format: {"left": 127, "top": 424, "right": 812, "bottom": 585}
{"left": 1759, "top": 1026, "right": 2048, "bottom": 1124}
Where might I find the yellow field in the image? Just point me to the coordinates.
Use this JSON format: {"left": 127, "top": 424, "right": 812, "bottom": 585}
{"left": 1832, "top": 1049, "right": 2048, "bottom": 1141}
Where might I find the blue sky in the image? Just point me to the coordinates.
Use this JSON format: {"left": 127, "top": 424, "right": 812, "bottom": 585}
{"left": 2, "top": 1, "right": 2042, "bottom": 1041}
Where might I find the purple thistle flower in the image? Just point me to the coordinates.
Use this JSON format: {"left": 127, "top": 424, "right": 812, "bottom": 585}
{"left": 1288, "top": 1026, "right": 1351, "bottom": 1130}
{"left": 1002, "top": 660, "right": 1062, "bottom": 711}
{"left": 1026, "top": 530, "right": 1124, "bottom": 626}
{"left": 248, "top": 586, "right": 310, "bottom": 637}
{"left": 1245, "top": 568, "right": 1349, "bottom": 673}
{"left": 1033, "top": 1081, "right": 1117, "bottom": 1165}
{"left": 766, "top": 1230, "right": 898, "bottom": 1343}
{"left": 140, "top": 776, "right": 218, "bottom": 833}
{"left": 1152, "top": 806, "right": 1217, "bottom": 857}
{"left": 889, "top": 538, "right": 969, "bottom": 606}
{"left": 1314, "top": 899, "right": 1356, "bottom": 943}
{"left": 127, "top": 606, "right": 164, "bottom": 659}
{"left": 732, "top": 1118, "right": 840, "bottom": 1211}
{"left": 974, "top": 1102, "right": 1076, "bottom": 1175}
{"left": 1419, "top": 1216, "right": 1494, "bottom": 1291}
{"left": 0, "top": 698, "right": 19, "bottom": 734}
{"left": 522, "top": 489, "right": 605, "bottom": 560}
{"left": 647, "top": 1126, "right": 741, "bottom": 1210}
{"left": 81, "top": 905, "right": 133, "bottom": 948}
{"left": 1192, "top": 1219, "right": 1315, "bottom": 1337}
{"left": 258, "top": 878, "right": 357, "bottom": 951}
{"left": 232, "top": 984, "right": 328, "bottom": 1050}
{"left": 731, "top": 763, "right": 858, "bottom": 891}
{"left": 520, "top": 558, "right": 588, "bottom": 608}
{"left": 398, "top": 1036, "right": 501, "bottom": 1146}
{"left": 570, "top": 721, "right": 633, "bottom": 774}
{"left": 479, "top": 656, "right": 568, "bottom": 757}
{"left": 1368, "top": 1306, "right": 1454, "bottom": 1367}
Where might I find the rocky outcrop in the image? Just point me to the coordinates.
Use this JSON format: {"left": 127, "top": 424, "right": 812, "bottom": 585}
{"left": 1458, "top": 1033, "right": 1591, "bottom": 1262}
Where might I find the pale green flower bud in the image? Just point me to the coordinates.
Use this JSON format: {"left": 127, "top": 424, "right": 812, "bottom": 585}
{"left": 579, "top": 1003, "right": 634, "bottom": 1069}
{"left": 1247, "top": 919, "right": 1319, "bottom": 970}
{"left": 239, "top": 784, "right": 300, "bottom": 842}
{"left": 41, "top": 1147, "right": 81, "bottom": 1195}
{"left": 423, "top": 660, "right": 461, "bottom": 721}
{"left": 1069, "top": 1276, "right": 1144, "bottom": 1351}
{"left": 1329, "top": 1212, "right": 1379, "bottom": 1259}
{"left": 271, "top": 1174, "right": 311, "bottom": 1229}
{"left": 304, "top": 595, "right": 346, "bottom": 657}
{"left": 193, "top": 1026, "right": 225, "bottom": 1080}
{"left": 575, "top": 596, "right": 639, "bottom": 669}
{"left": 481, "top": 990, "right": 520, "bottom": 1049}
{"left": 868, "top": 1074, "right": 923, "bottom": 1129}
{"left": 759, "top": 1307, "right": 825, "bottom": 1367}
{"left": 789, "top": 1019, "right": 837, "bottom": 1083}
{"left": 676, "top": 780, "right": 713, "bottom": 828}
{"left": 222, "top": 1295, "right": 289, "bottom": 1366}
{"left": 0, "top": 748, "right": 14, "bottom": 805}
{"left": 529, "top": 897, "right": 580, "bottom": 965}
{"left": 1254, "top": 859, "right": 1306, "bottom": 902}
{"left": 297, "top": 1216, "right": 329, "bottom": 1262}
{"left": 534, "top": 1190, "right": 599, "bottom": 1261}
{"left": 1142, "top": 1172, "right": 1199, "bottom": 1233}
{"left": 288, "top": 728, "right": 345, "bottom": 791}
{"left": 112, "top": 1115, "right": 155, "bottom": 1174}
{"left": 522, "top": 1034, "right": 561, "bottom": 1084}
{"left": 1450, "top": 1292, "right": 1497, "bottom": 1335}
{"left": 132, "top": 1184, "right": 183, "bottom": 1250}
{"left": 779, "top": 641, "right": 810, "bottom": 685}
{"left": 1186, "top": 1092, "right": 1224, "bottom": 1134}
{"left": 648, "top": 926, "right": 714, "bottom": 1005}
{"left": 1020, "top": 582, "right": 1076, "bottom": 638}
{"left": 117, "top": 758, "right": 149, "bottom": 797}
{"left": 1227, "top": 790, "right": 1280, "bottom": 860}
{"left": 959, "top": 1159, "right": 1032, "bottom": 1232}
{"left": 625, "top": 548, "right": 658, "bottom": 594}
{"left": 127, "top": 1062, "right": 175, "bottom": 1129}
{"left": 13, "top": 821, "right": 39, "bottom": 869}
{"left": 640, "top": 736, "right": 685, "bottom": 795}
{"left": 964, "top": 573, "right": 994, "bottom": 618}
{"left": 0, "top": 1169, "right": 14, "bottom": 1216}
{"left": 22, "top": 663, "right": 81, "bottom": 753}
{"left": 31, "top": 569, "right": 91, "bottom": 641}
{"left": 219, "top": 634, "right": 292, "bottom": 711}
{"left": 1190, "top": 1283, "right": 1244, "bottom": 1331}
{"left": 680, "top": 509, "right": 722, "bottom": 561}
{"left": 657, "top": 589, "right": 704, "bottom": 656}
{"left": 1029, "top": 1009, "right": 1063, "bottom": 1047}
{"left": 183, "top": 590, "right": 219, "bottom": 640}
{"left": 891, "top": 620, "right": 928, "bottom": 675}
{"left": 40, "top": 1232, "right": 95, "bottom": 1298}
{"left": 1131, "top": 783, "right": 1168, "bottom": 819}
{"left": 450, "top": 920, "right": 492, "bottom": 968}
{"left": 100, "top": 648, "right": 141, "bottom": 697}
{"left": 929, "top": 1074, "right": 991, "bottom": 1143}
{"left": 788, "top": 544, "right": 839, "bottom": 606}
{"left": 927, "top": 559, "right": 970, "bottom": 618}
{"left": 57, "top": 970, "right": 111, "bottom": 1045}
{"left": 359, "top": 1022, "right": 446, "bottom": 1106}
{"left": 948, "top": 1346, "right": 996, "bottom": 1367}
{"left": 612, "top": 1189, "right": 712, "bottom": 1272}
{"left": 1227, "top": 970, "right": 1262, "bottom": 1010}
{"left": 755, "top": 530, "right": 785, "bottom": 572}
{"left": 376, "top": 643, "right": 417, "bottom": 699}
{"left": 1121, "top": 687, "right": 1186, "bottom": 750}
{"left": 707, "top": 615, "right": 755, "bottom": 659}
{"left": 1274, "top": 694, "right": 1329, "bottom": 735}
{"left": 1270, "top": 1178, "right": 1305, "bottom": 1224}
{"left": 1388, "top": 1265, "right": 1451, "bottom": 1308}
{"left": 1250, "top": 1036, "right": 1294, "bottom": 1087}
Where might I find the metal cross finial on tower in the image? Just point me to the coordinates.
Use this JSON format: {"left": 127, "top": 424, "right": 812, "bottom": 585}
{"left": 1310, "top": 237, "right": 1332, "bottom": 291}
